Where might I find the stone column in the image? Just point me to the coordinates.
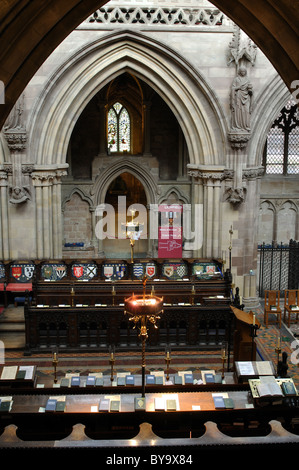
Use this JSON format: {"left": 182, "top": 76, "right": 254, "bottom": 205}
{"left": 230, "top": 167, "right": 263, "bottom": 304}
{"left": 0, "top": 171, "right": 10, "bottom": 259}
{"left": 95, "top": 203, "right": 105, "bottom": 258}
{"left": 34, "top": 183, "right": 43, "bottom": 259}
{"left": 32, "top": 168, "right": 67, "bottom": 259}
{"left": 52, "top": 170, "right": 66, "bottom": 258}
{"left": 204, "top": 178, "right": 214, "bottom": 257}
{"left": 187, "top": 165, "right": 225, "bottom": 259}
{"left": 32, "top": 172, "right": 52, "bottom": 259}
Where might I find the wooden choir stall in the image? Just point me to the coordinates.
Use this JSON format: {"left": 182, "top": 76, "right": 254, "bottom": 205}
{"left": 17, "top": 258, "right": 234, "bottom": 357}
{"left": 1, "top": 258, "right": 299, "bottom": 451}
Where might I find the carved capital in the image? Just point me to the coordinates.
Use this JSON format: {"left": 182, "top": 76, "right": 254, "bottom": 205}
{"left": 223, "top": 169, "right": 234, "bottom": 179}
{"left": 228, "top": 132, "right": 251, "bottom": 149}
{"left": 22, "top": 164, "right": 34, "bottom": 174}
{"left": 3, "top": 163, "right": 12, "bottom": 175}
{"left": 31, "top": 168, "right": 68, "bottom": 186}
{"left": 242, "top": 167, "right": 264, "bottom": 180}
{"left": 187, "top": 164, "right": 226, "bottom": 181}
{"left": 4, "top": 129, "right": 27, "bottom": 151}
{"left": 0, "top": 171, "right": 8, "bottom": 185}
{"left": 31, "top": 171, "right": 57, "bottom": 186}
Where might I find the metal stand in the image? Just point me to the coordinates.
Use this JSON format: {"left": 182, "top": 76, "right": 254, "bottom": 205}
{"left": 52, "top": 352, "right": 58, "bottom": 384}
{"left": 141, "top": 336, "right": 146, "bottom": 397}
{"left": 275, "top": 332, "right": 282, "bottom": 374}
{"left": 124, "top": 276, "right": 163, "bottom": 399}
{"left": 109, "top": 346, "right": 115, "bottom": 383}
{"left": 165, "top": 348, "right": 171, "bottom": 381}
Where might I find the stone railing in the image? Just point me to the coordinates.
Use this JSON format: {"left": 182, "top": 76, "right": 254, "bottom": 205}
{"left": 86, "top": 7, "right": 228, "bottom": 26}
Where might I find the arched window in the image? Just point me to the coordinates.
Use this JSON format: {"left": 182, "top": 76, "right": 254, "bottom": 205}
{"left": 107, "top": 102, "right": 131, "bottom": 153}
{"left": 263, "top": 100, "right": 299, "bottom": 175}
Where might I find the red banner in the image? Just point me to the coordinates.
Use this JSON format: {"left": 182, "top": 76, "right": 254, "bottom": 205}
{"left": 158, "top": 205, "right": 182, "bottom": 258}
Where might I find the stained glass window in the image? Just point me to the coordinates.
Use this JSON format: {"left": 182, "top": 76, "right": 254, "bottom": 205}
{"left": 107, "top": 102, "right": 130, "bottom": 153}
{"left": 263, "top": 100, "right": 299, "bottom": 175}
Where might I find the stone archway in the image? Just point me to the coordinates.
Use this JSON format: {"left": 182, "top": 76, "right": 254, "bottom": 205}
{"left": 92, "top": 157, "right": 160, "bottom": 258}
{"left": 28, "top": 30, "right": 226, "bottom": 168}
{"left": 248, "top": 74, "right": 292, "bottom": 167}
{"left": 24, "top": 30, "right": 226, "bottom": 260}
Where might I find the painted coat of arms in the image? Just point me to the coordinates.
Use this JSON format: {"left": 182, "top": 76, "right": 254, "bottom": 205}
{"left": 72, "top": 263, "right": 97, "bottom": 281}
{"left": 41, "top": 264, "right": 66, "bottom": 281}
{"left": 11, "top": 263, "right": 35, "bottom": 282}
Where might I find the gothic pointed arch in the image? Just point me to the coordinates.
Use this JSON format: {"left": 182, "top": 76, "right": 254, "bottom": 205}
{"left": 62, "top": 187, "right": 93, "bottom": 212}
{"left": 91, "top": 157, "right": 160, "bottom": 207}
{"left": 248, "top": 75, "right": 291, "bottom": 167}
{"left": 158, "top": 187, "right": 189, "bottom": 205}
{"left": 28, "top": 30, "right": 226, "bottom": 168}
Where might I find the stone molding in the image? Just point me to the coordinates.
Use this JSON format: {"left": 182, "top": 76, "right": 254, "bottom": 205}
{"left": 242, "top": 167, "right": 264, "bottom": 180}
{"left": 86, "top": 6, "right": 229, "bottom": 27}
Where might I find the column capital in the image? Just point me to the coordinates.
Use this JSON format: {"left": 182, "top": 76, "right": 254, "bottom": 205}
{"left": 0, "top": 170, "right": 8, "bottom": 186}
{"left": 187, "top": 164, "right": 227, "bottom": 182}
{"left": 31, "top": 165, "right": 68, "bottom": 186}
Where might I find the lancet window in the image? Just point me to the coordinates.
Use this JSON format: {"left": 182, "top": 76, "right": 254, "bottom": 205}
{"left": 107, "top": 102, "right": 131, "bottom": 153}
{"left": 263, "top": 100, "right": 299, "bottom": 175}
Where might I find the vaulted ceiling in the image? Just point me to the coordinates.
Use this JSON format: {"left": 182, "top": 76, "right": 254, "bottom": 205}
{"left": 0, "top": 0, "right": 298, "bottom": 128}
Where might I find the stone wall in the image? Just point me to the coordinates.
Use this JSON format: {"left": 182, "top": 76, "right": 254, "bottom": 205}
{"left": 259, "top": 176, "right": 299, "bottom": 245}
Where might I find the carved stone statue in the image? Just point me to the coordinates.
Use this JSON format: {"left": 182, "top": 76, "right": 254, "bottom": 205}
{"left": 230, "top": 66, "right": 253, "bottom": 132}
{"left": 9, "top": 185, "right": 30, "bottom": 204}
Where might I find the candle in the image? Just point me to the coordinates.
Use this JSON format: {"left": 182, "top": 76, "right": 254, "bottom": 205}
{"left": 53, "top": 352, "right": 57, "bottom": 361}
{"left": 277, "top": 331, "right": 281, "bottom": 348}
{"left": 252, "top": 314, "right": 255, "bottom": 326}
